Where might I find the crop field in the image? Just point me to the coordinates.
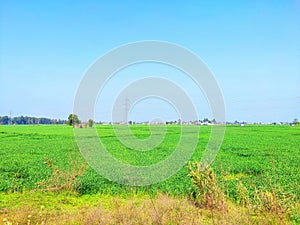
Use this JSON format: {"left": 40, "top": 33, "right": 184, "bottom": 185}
{"left": 0, "top": 124, "right": 299, "bottom": 224}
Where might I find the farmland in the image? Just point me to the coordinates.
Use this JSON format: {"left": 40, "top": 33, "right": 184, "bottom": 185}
{"left": 0, "top": 124, "right": 299, "bottom": 224}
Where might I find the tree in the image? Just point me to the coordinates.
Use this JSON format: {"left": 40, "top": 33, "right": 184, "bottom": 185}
{"left": 0, "top": 116, "right": 9, "bottom": 125}
{"left": 293, "top": 118, "right": 299, "bottom": 126}
{"left": 203, "top": 118, "right": 211, "bottom": 123}
{"left": 67, "top": 114, "right": 80, "bottom": 126}
{"left": 88, "top": 119, "right": 94, "bottom": 127}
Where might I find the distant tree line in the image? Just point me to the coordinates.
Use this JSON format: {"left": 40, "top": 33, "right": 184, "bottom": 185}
{"left": 0, "top": 116, "right": 66, "bottom": 125}
{"left": 1, "top": 114, "right": 298, "bottom": 126}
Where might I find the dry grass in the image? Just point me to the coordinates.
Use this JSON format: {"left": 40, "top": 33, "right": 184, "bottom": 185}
{"left": 0, "top": 192, "right": 295, "bottom": 225}
{"left": 188, "top": 162, "right": 226, "bottom": 212}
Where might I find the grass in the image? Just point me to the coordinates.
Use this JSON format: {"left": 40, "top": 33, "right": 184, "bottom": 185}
{"left": 0, "top": 125, "right": 299, "bottom": 196}
{"left": 0, "top": 124, "right": 299, "bottom": 224}
{"left": 0, "top": 191, "right": 296, "bottom": 225}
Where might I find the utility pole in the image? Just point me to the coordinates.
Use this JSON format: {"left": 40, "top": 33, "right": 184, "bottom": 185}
{"left": 124, "top": 97, "right": 130, "bottom": 124}
{"left": 9, "top": 110, "right": 12, "bottom": 125}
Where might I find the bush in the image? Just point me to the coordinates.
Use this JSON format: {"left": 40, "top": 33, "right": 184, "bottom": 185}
{"left": 188, "top": 162, "right": 226, "bottom": 211}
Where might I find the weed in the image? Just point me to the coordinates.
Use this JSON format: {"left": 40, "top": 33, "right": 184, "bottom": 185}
{"left": 188, "top": 161, "right": 227, "bottom": 212}
{"left": 36, "top": 157, "right": 86, "bottom": 192}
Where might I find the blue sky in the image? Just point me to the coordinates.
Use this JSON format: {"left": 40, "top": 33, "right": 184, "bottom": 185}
{"left": 1, "top": 1, "right": 299, "bottom": 122}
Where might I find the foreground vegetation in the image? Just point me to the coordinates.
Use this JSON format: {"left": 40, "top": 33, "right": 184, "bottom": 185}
{"left": 1, "top": 190, "right": 297, "bottom": 225}
{"left": 0, "top": 124, "right": 299, "bottom": 224}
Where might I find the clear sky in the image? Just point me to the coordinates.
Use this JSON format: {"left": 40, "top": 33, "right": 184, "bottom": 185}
{"left": 1, "top": 1, "right": 299, "bottom": 123}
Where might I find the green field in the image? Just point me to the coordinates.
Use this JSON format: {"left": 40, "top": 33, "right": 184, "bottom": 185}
{"left": 0, "top": 124, "right": 299, "bottom": 224}
{"left": 0, "top": 125, "right": 299, "bottom": 196}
